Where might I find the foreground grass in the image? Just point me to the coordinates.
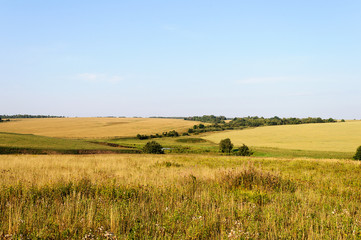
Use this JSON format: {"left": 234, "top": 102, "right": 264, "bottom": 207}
{"left": 252, "top": 146, "right": 354, "bottom": 159}
{"left": 1, "top": 154, "right": 361, "bottom": 239}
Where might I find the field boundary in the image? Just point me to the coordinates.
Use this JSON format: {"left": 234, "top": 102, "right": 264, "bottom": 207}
{"left": 0, "top": 146, "right": 141, "bottom": 155}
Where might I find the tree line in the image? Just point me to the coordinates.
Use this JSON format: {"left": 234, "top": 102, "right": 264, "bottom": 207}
{"left": 0, "top": 114, "right": 65, "bottom": 118}
{"left": 228, "top": 116, "right": 336, "bottom": 127}
{"left": 136, "top": 130, "right": 181, "bottom": 140}
{"left": 0, "top": 117, "right": 10, "bottom": 122}
{"left": 185, "top": 116, "right": 337, "bottom": 134}
{"left": 184, "top": 115, "right": 227, "bottom": 123}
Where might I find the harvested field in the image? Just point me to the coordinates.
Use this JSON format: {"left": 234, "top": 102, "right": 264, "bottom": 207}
{"left": 203, "top": 121, "right": 361, "bottom": 152}
{"left": 0, "top": 118, "right": 199, "bottom": 138}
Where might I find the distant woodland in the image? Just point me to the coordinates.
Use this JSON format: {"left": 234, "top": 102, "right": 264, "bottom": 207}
{"left": 185, "top": 115, "right": 337, "bottom": 134}
{"left": 0, "top": 114, "right": 64, "bottom": 119}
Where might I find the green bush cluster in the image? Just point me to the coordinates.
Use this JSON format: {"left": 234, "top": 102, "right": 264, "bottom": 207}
{"left": 228, "top": 116, "right": 336, "bottom": 127}
{"left": 185, "top": 116, "right": 337, "bottom": 135}
{"left": 234, "top": 144, "right": 253, "bottom": 156}
{"left": 136, "top": 130, "right": 179, "bottom": 140}
{"left": 219, "top": 138, "right": 233, "bottom": 154}
{"left": 184, "top": 115, "right": 227, "bottom": 123}
{"left": 142, "top": 141, "right": 164, "bottom": 154}
{"left": 219, "top": 138, "right": 253, "bottom": 156}
{"left": 354, "top": 146, "right": 361, "bottom": 160}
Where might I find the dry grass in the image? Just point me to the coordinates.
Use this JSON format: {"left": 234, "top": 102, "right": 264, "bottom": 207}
{"left": 0, "top": 118, "right": 199, "bottom": 138}
{"left": 203, "top": 121, "right": 361, "bottom": 152}
{"left": 2, "top": 154, "right": 361, "bottom": 239}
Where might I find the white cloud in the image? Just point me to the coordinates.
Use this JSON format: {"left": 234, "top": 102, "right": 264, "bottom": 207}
{"left": 77, "top": 73, "right": 123, "bottom": 83}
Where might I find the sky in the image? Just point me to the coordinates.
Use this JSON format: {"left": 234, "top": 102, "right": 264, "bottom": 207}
{"left": 1, "top": 0, "right": 361, "bottom": 118}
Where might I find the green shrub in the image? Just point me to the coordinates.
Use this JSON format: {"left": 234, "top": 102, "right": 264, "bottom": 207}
{"left": 142, "top": 141, "right": 164, "bottom": 154}
{"left": 219, "top": 138, "right": 233, "bottom": 154}
{"left": 136, "top": 134, "right": 149, "bottom": 140}
{"left": 235, "top": 144, "right": 253, "bottom": 156}
{"left": 354, "top": 146, "right": 361, "bottom": 160}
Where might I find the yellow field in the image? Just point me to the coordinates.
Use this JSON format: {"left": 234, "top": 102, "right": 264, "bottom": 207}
{"left": 0, "top": 118, "right": 198, "bottom": 138}
{"left": 203, "top": 121, "right": 361, "bottom": 152}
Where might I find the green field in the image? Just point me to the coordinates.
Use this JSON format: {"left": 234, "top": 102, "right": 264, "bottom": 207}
{"left": 0, "top": 132, "right": 139, "bottom": 154}
{"left": 96, "top": 135, "right": 353, "bottom": 159}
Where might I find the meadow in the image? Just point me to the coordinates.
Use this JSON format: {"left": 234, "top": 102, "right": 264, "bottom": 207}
{"left": 0, "top": 118, "right": 199, "bottom": 138}
{"left": 1, "top": 118, "right": 361, "bottom": 239}
{"left": 203, "top": 121, "right": 361, "bottom": 153}
{"left": 0, "top": 132, "right": 138, "bottom": 154}
{"left": 2, "top": 154, "right": 361, "bottom": 239}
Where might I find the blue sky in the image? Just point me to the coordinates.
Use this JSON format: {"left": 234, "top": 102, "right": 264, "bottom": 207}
{"left": 1, "top": 1, "right": 361, "bottom": 118}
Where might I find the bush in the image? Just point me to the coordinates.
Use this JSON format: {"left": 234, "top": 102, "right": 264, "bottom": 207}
{"left": 219, "top": 138, "right": 233, "bottom": 154}
{"left": 235, "top": 144, "right": 253, "bottom": 156}
{"left": 354, "top": 146, "right": 361, "bottom": 160}
{"left": 142, "top": 141, "right": 164, "bottom": 154}
{"left": 136, "top": 134, "right": 149, "bottom": 140}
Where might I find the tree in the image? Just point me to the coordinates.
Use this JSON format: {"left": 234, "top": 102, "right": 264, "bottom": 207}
{"left": 354, "top": 146, "right": 361, "bottom": 160}
{"left": 219, "top": 138, "right": 233, "bottom": 154}
{"left": 235, "top": 144, "right": 253, "bottom": 156}
{"left": 142, "top": 141, "right": 164, "bottom": 154}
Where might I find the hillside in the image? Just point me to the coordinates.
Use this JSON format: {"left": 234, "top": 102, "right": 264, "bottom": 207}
{"left": 203, "top": 121, "right": 361, "bottom": 153}
{"left": 0, "top": 117, "right": 199, "bottom": 138}
{"left": 0, "top": 132, "right": 138, "bottom": 154}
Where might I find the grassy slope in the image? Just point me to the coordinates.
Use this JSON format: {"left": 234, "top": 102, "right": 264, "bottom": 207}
{"left": 0, "top": 118, "right": 357, "bottom": 158}
{"left": 100, "top": 136, "right": 219, "bottom": 153}
{"left": 0, "top": 132, "right": 138, "bottom": 154}
{"left": 99, "top": 135, "right": 353, "bottom": 159}
{"left": 202, "top": 121, "right": 361, "bottom": 153}
{"left": 0, "top": 118, "right": 199, "bottom": 138}
{"left": 1, "top": 154, "right": 361, "bottom": 239}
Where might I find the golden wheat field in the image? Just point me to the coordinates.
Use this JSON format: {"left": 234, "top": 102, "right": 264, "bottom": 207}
{"left": 0, "top": 118, "right": 198, "bottom": 138}
{"left": 203, "top": 121, "right": 361, "bottom": 152}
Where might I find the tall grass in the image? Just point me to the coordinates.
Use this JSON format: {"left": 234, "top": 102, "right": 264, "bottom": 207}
{"left": 1, "top": 154, "right": 361, "bottom": 239}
